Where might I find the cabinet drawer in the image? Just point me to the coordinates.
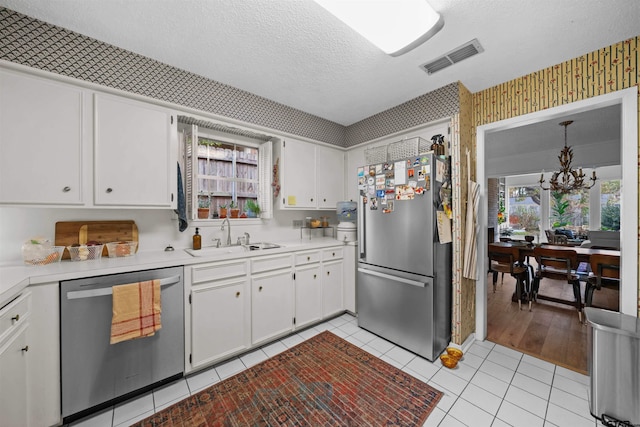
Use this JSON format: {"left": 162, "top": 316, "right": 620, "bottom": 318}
{"left": 251, "top": 253, "right": 293, "bottom": 274}
{"left": 0, "top": 291, "right": 31, "bottom": 344}
{"left": 322, "top": 247, "right": 343, "bottom": 261}
{"left": 192, "top": 260, "right": 248, "bottom": 284}
{"left": 295, "top": 250, "right": 321, "bottom": 266}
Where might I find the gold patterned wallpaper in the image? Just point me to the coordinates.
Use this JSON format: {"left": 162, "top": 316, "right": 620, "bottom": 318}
{"left": 471, "top": 36, "right": 640, "bottom": 318}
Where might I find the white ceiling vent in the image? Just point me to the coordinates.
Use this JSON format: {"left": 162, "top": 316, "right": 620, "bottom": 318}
{"left": 420, "top": 39, "right": 484, "bottom": 75}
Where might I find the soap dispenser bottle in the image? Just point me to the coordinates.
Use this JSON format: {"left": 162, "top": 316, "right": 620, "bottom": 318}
{"left": 193, "top": 227, "right": 201, "bottom": 250}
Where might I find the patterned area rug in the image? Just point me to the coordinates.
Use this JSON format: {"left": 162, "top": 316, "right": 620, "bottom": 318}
{"left": 132, "top": 331, "right": 442, "bottom": 426}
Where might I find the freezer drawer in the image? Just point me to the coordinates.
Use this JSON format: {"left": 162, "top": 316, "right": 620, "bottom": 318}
{"left": 356, "top": 265, "right": 448, "bottom": 361}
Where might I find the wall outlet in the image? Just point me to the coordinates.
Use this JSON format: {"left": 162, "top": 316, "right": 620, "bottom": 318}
{"left": 292, "top": 219, "right": 303, "bottom": 228}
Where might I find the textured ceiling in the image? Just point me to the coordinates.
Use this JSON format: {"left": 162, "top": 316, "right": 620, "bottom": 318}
{"left": 1, "top": 0, "right": 638, "bottom": 127}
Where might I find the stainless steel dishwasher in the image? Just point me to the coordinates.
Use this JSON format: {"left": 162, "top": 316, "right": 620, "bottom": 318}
{"left": 60, "top": 266, "right": 184, "bottom": 423}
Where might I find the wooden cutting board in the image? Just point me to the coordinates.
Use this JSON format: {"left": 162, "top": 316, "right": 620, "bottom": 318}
{"left": 55, "top": 220, "right": 138, "bottom": 259}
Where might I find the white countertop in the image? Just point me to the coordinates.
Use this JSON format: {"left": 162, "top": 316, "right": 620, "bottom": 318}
{"left": 0, "top": 238, "right": 346, "bottom": 307}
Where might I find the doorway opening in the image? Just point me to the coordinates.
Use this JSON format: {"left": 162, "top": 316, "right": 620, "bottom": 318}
{"left": 475, "top": 88, "right": 638, "bottom": 364}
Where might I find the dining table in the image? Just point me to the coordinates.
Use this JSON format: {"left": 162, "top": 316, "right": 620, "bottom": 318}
{"left": 488, "top": 241, "right": 621, "bottom": 309}
{"left": 490, "top": 241, "right": 620, "bottom": 263}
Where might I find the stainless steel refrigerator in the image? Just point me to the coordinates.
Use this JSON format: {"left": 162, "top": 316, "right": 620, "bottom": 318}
{"left": 356, "top": 152, "right": 452, "bottom": 361}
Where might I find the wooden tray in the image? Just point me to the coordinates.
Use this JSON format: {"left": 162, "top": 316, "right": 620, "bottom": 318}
{"left": 55, "top": 220, "right": 138, "bottom": 259}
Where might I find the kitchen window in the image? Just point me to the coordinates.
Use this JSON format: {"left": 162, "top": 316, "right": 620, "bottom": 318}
{"left": 178, "top": 117, "right": 272, "bottom": 221}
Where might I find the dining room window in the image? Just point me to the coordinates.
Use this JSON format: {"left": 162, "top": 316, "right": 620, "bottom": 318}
{"left": 550, "top": 189, "right": 590, "bottom": 237}
{"left": 506, "top": 185, "right": 541, "bottom": 238}
{"left": 600, "top": 179, "right": 621, "bottom": 231}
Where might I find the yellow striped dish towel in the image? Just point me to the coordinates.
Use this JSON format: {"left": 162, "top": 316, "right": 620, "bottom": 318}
{"left": 110, "top": 279, "right": 162, "bottom": 344}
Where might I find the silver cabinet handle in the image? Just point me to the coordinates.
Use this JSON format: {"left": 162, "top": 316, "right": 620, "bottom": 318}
{"left": 106, "top": 188, "right": 113, "bottom": 193}
{"left": 357, "top": 268, "right": 426, "bottom": 288}
{"left": 22, "top": 345, "right": 29, "bottom": 352}
{"left": 11, "top": 314, "right": 19, "bottom": 322}
{"left": 63, "top": 186, "right": 71, "bottom": 192}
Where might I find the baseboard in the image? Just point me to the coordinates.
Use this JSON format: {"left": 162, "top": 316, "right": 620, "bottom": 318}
{"left": 447, "top": 333, "right": 476, "bottom": 354}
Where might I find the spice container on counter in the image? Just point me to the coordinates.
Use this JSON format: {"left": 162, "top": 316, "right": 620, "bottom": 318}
{"left": 321, "top": 216, "right": 329, "bottom": 228}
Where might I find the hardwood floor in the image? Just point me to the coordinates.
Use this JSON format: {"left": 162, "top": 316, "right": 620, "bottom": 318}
{"left": 486, "top": 267, "right": 619, "bottom": 375}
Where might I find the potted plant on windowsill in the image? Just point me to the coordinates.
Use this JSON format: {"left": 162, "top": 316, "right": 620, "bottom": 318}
{"left": 229, "top": 201, "right": 240, "bottom": 218}
{"left": 245, "top": 199, "right": 261, "bottom": 218}
{"left": 218, "top": 203, "right": 227, "bottom": 219}
{"left": 197, "top": 198, "right": 210, "bottom": 219}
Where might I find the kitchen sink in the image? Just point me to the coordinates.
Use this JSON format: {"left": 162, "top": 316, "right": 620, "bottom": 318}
{"left": 185, "top": 245, "right": 247, "bottom": 257}
{"left": 185, "top": 242, "right": 281, "bottom": 257}
{"left": 245, "top": 242, "right": 281, "bottom": 251}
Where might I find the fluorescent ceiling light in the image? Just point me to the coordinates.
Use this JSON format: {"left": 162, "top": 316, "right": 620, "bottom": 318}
{"left": 314, "top": 0, "right": 444, "bottom": 56}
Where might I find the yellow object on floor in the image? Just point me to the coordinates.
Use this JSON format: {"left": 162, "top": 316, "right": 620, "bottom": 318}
{"left": 110, "top": 279, "right": 161, "bottom": 344}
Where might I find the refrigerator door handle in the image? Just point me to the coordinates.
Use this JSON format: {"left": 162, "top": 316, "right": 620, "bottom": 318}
{"left": 358, "top": 197, "right": 365, "bottom": 259}
{"left": 357, "top": 268, "right": 427, "bottom": 288}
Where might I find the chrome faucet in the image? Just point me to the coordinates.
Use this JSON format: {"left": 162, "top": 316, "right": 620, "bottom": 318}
{"left": 221, "top": 218, "right": 231, "bottom": 246}
{"left": 243, "top": 232, "right": 250, "bottom": 245}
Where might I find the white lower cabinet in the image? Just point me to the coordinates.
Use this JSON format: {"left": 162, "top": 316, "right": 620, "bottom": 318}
{"left": 294, "top": 263, "right": 322, "bottom": 329}
{"left": 189, "top": 260, "right": 250, "bottom": 371}
{"left": 27, "top": 283, "right": 60, "bottom": 427}
{"left": 0, "top": 284, "right": 59, "bottom": 427}
{"left": 0, "top": 321, "right": 29, "bottom": 427}
{"left": 322, "top": 260, "right": 344, "bottom": 317}
{"left": 321, "top": 247, "right": 344, "bottom": 318}
{"left": 191, "top": 279, "right": 250, "bottom": 369}
{"left": 187, "top": 246, "right": 350, "bottom": 373}
{"left": 251, "top": 268, "right": 294, "bottom": 346}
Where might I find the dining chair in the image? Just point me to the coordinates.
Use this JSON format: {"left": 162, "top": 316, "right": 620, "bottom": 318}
{"left": 584, "top": 254, "right": 620, "bottom": 309}
{"left": 544, "top": 229, "right": 556, "bottom": 244}
{"left": 488, "top": 244, "right": 530, "bottom": 310}
{"left": 531, "top": 246, "right": 583, "bottom": 321}
{"left": 545, "top": 229, "right": 568, "bottom": 245}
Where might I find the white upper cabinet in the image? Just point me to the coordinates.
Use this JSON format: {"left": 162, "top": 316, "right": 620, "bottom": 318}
{"left": 0, "top": 66, "right": 177, "bottom": 209}
{"left": 275, "top": 138, "right": 344, "bottom": 210}
{"left": 316, "top": 144, "right": 344, "bottom": 209}
{"left": 0, "top": 69, "right": 84, "bottom": 205}
{"left": 277, "top": 138, "right": 316, "bottom": 209}
{"left": 94, "top": 94, "right": 177, "bottom": 207}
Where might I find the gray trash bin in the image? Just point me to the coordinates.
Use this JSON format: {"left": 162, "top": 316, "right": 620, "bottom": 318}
{"left": 585, "top": 307, "right": 640, "bottom": 425}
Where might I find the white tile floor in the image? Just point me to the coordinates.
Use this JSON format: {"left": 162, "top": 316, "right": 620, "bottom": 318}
{"left": 69, "top": 313, "right": 606, "bottom": 427}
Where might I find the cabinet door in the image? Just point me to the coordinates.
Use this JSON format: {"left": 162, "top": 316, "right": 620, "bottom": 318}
{"left": 94, "top": 94, "right": 176, "bottom": 207}
{"left": 0, "top": 323, "right": 29, "bottom": 427}
{"left": 294, "top": 264, "right": 322, "bottom": 329}
{"left": 342, "top": 244, "right": 357, "bottom": 313}
{"left": 27, "top": 283, "right": 60, "bottom": 427}
{"left": 280, "top": 139, "right": 316, "bottom": 208}
{"left": 0, "top": 70, "right": 84, "bottom": 205}
{"left": 322, "top": 260, "right": 344, "bottom": 318}
{"left": 251, "top": 269, "right": 294, "bottom": 345}
{"left": 316, "top": 145, "right": 344, "bottom": 209}
{"left": 191, "top": 279, "right": 250, "bottom": 369}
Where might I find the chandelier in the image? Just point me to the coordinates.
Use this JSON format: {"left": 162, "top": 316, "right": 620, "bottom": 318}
{"left": 539, "top": 120, "right": 597, "bottom": 194}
